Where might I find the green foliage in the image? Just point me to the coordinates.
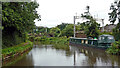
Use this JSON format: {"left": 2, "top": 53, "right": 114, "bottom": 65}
{"left": 80, "top": 6, "right": 100, "bottom": 38}
{"left": 35, "top": 36, "right": 70, "bottom": 50}
{"left": 81, "top": 14, "right": 100, "bottom": 38}
{"left": 106, "top": 41, "right": 120, "bottom": 55}
{"left": 108, "top": 2, "right": 117, "bottom": 24}
{"left": 3, "top": 50, "right": 29, "bottom": 66}
{"left": 36, "top": 26, "right": 47, "bottom": 33}
{"left": 2, "top": 2, "right": 40, "bottom": 47}
{"left": 50, "top": 27, "right": 61, "bottom": 37}
{"left": 49, "top": 37, "right": 70, "bottom": 51}
{"left": 61, "top": 24, "right": 74, "bottom": 37}
{"left": 78, "top": 22, "right": 91, "bottom": 31}
{"left": 2, "top": 41, "right": 33, "bottom": 61}
{"left": 112, "top": 23, "right": 120, "bottom": 41}
{"left": 2, "top": 2, "right": 40, "bottom": 33}
{"left": 76, "top": 24, "right": 82, "bottom": 31}
{"left": 28, "top": 36, "right": 35, "bottom": 42}
{"left": 100, "top": 31, "right": 112, "bottom": 35}
{"left": 57, "top": 23, "right": 68, "bottom": 31}
{"left": 34, "top": 36, "right": 47, "bottom": 41}
{"left": 85, "top": 26, "right": 100, "bottom": 38}
{"left": 48, "top": 23, "right": 81, "bottom": 37}
{"left": 2, "top": 30, "right": 24, "bottom": 48}
{"left": 108, "top": 1, "right": 120, "bottom": 41}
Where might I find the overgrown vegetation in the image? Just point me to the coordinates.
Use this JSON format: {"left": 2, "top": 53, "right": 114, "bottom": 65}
{"left": 106, "top": 41, "right": 120, "bottom": 55}
{"left": 50, "top": 27, "right": 61, "bottom": 37}
{"left": 112, "top": 23, "right": 120, "bottom": 41}
{"left": 2, "top": 41, "right": 33, "bottom": 61}
{"left": 2, "top": 49, "right": 30, "bottom": 66}
{"left": 61, "top": 24, "right": 74, "bottom": 37}
{"left": 81, "top": 6, "right": 100, "bottom": 38}
{"left": 34, "top": 36, "right": 70, "bottom": 51}
{"left": 106, "top": 0, "right": 120, "bottom": 55}
{"left": 2, "top": 2, "right": 40, "bottom": 48}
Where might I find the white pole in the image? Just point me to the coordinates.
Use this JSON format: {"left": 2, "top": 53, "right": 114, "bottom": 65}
{"left": 74, "top": 16, "right": 76, "bottom": 38}
{"left": 102, "top": 19, "right": 104, "bottom": 32}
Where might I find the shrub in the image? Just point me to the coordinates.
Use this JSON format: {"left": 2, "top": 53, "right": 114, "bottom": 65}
{"left": 106, "top": 41, "right": 120, "bottom": 55}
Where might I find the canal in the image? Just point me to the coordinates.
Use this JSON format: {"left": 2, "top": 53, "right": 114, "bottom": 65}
{"left": 2, "top": 44, "right": 120, "bottom": 67}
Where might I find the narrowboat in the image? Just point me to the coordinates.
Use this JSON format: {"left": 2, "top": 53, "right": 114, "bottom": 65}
{"left": 69, "top": 34, "right": 115, "bottom": 49}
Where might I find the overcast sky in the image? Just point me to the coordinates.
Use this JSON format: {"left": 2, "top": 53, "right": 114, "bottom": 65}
{"left": 35, "top": 0, "right": 116, "bottom": 28}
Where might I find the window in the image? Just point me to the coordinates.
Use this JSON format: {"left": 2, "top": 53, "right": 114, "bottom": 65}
{"left": 108, "top": 36, "right": 113, "bottom": 40}
{"left": 99, "top": 37, "right": 104, "bottom": 40}
{"left": 101, "top": 37, "right": 105, "bottom": 40}
{"left": 99, "top": 37, "right": 101, "bottom": 40}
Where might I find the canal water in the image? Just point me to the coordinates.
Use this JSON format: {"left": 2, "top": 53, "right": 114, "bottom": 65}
{"left": 2, "top": 44, "right": 120, "bottom": 66}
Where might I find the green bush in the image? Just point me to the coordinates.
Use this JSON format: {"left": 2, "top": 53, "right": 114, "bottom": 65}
{"left": 2, "top": 30, "right": 25, "bottom": 48}
{"left": 106, "top": 41, "right": 120, "bottom": 55}
{"left": 28, "top": 36, "right": 35, "bottom": 42}
{"left": 2, "top": 41, "right": 33, "bottom": 60}
{"left": 39, "top": 36, "right": 47, "bottom": 41}
{"left": 34, "top": 36, "right": 70, "bottom": 51}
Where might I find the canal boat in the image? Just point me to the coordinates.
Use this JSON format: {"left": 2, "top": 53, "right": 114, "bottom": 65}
{"left": 69, "top": 34, "right": 115, "bottom": 49}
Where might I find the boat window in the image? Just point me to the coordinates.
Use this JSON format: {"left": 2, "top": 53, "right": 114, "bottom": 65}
{"left": 85, "top": 40, "right": 88, "bottom": 44}
{"left": 99, "top": 37, "right": 101, "bottom": 40}
{"left": 108, "top": 36, "right": 114, "bottom": 40}
{"left": 101, "top": 37, "right": 105, "bottom": 40}
{"left": 82, "top": 40, "right": 84, "bottom": 43}
{"left": 99, "top": 37, "right": 104, "bottom": 40}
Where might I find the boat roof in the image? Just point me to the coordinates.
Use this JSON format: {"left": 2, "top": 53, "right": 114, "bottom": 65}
{"left": 99, "top": 34, "right": 113, "bottom": 37}
{"left": 70, "top": 37, "right": 87, "bottom": 39}
{"left": 70, "top": 37, "right": 98, "bottom": 40}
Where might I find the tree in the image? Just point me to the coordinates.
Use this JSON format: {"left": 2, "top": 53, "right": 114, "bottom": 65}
{"left": 81, "top": 6, "right": 100, "bottom": 38}
{"left": 113, "top": 23, "right": 120, "bottom": 41}
{"left": 77, "top": 22, "right": 90, "bottom": 31}
{"left": 2, "top": 2, "right": 40, "bottom": 47}
{"left": 2, "top": 2, "right": 40, "bottom": 33}
{"left": 108, "top": 1, "right": 120, "bottom": 41}
{"left": 108, "top": 4, "right": 117, "bottom": 24}
{"left": 76, "top": 24, "right": 81, "bottom": 31}
{"left": 61, "top": 24, "right": 74, "bottom": 37}
{"left": 85, "top": 21, "right": 100, "bottom": 38}
{"left": 37, "top": 26, "right": 46, "bottom": 33}
{"left": 57, "top": 23, "right": 68, "bottom": 31}
{"left": 50, "top": 27, "right": 61, "bottom": 37}
{"left": 108, "top": 1, "right": 120, "bottom": 24}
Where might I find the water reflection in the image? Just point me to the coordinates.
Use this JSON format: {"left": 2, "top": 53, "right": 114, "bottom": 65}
{"left": 70, "top": 46, "right": 119, "bottom": 66}
{"left": 3, "top": 44, "right": 120, "bottom": 67}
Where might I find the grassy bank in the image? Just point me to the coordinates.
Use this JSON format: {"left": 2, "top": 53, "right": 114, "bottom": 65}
{"left": 2, "top": 41, "right": 33, "bottom": 61}
{"left": 34, "top": 36, "right": 70, "bottom": 51}
{"left": 2, "top": 50, "right": 30, "bottom": 66}
{"left": 106, "top": 41, "right": 120, "bottom": 55}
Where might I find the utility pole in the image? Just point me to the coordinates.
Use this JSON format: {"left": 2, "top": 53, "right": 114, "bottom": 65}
{"left": 46, "top": 27, "right": 47, "bottom": 33}
{"left": 73, "top": 6, "right": 90, "bottom": 38}
{"left": 101, "top": 19, "right": 104, "bottom": 32}
{"left": 73, "top": 13, "right": 79, "bottom": 38}
{"left": 74, "top": 16, "right": 76, "bottom": 38}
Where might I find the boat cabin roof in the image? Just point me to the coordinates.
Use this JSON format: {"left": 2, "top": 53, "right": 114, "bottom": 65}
{"left": 70, "top": 37, "right": 98, "bottom": 40}
{"left": 99, "top": 34, "right": 114, "bottom": 37}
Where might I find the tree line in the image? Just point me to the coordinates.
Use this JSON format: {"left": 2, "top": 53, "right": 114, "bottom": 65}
{"left": 2, "top": 0, "right": 120, "bottom": 48}
{"left": 2, "top": 1, "right": 40, "bottom": 48}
